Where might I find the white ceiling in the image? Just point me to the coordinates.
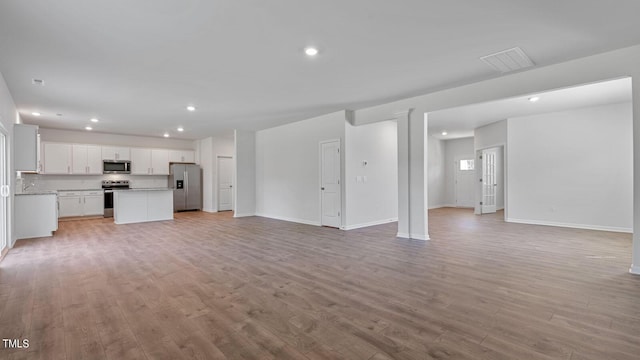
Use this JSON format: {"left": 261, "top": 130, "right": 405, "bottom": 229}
{"left": 428, "top": 77, "right": 633, "bottom": 140}
{"left": 1, "top": 1, "right": 640, "bottom": 139}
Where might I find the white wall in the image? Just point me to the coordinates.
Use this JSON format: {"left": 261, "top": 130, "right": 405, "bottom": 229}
{"left": 475, "top": 120, "right": 507, "bottom": 150}
{"left": 39, "top": 128, "right": 196, "bottom": 150}
{"left": 198, "top": 137, "right": 214, "bottom": 211}
{"left": 344, "top": 120, "right": 398, "bottom": 229}
{"left": 197, "top": 135, "right": 234, "bottom": 212}
{"left": 507, "top": 102, "right": 632, "bottom": 232}
{"left": 256, "top": 111, "right": 346, "bottom": 226}
{"left": 428, "top": 137, "right": 446, "bottom": 208}
{"left": 234, "top": 130, "right": 256, "bottom": 217}
{"left": 0, "top": 72, "right": 17, "bottom": 250}
{"left": 443, "top": 137, "right": 475, "bottom": 206}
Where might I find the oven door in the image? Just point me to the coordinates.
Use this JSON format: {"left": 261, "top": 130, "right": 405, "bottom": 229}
{"left": 104, "top": 190, "right": 114, "bottom": 217}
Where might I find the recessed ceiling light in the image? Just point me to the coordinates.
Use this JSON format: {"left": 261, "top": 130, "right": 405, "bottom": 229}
{"left": 90, "top": 118, "right": 99, "bottom": 123}
{"left": 163, "top": 133, "right": 170, "bottom": 138}
{"left": 528, "top": 96, "right": 540, "bottom": 102}
{"left": 31, "top": 79, "right": 45, "bottom": 86}
{"left": 304, "top": 47, "right": 319, "bottom": 56}
{"left": 186, "top": 105, "right": 196, "bottom": 112}
{"left": 177, "top": 127, "right": 184, "bottom": 132}
{"left": 85, "top": 126, "right": 92, "bottom": 131}
{"left": 32, "top": 112, "right": 41, "bottom": 116}
{"left": 441, "top": 131, "right": 448, "bottom": 136}
{"left": 56, "top": 113, "right": 63, "bottom": 117}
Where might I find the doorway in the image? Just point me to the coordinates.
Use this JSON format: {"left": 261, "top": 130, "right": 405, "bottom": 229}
{"left": 217, "top": 156, "right": 233, "bottom": 211}
{"left": 320, "top": 140, "right": 341, "bottom": 228}
{"left": 477, "top": 146, "right": 504, "bottom": 215}
{"left": 455, "top": 156, "right": 475, "bottom": 207}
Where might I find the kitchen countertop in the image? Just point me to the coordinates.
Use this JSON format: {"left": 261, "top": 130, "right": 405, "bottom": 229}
{"left": 16, "top": 190, "right": 58, "bottom": 196}
{"left": 114, "top": 188, "right": 173, "bottom": 191}
{"left": 58, "top": 189, "right": 103, "bottom": 192}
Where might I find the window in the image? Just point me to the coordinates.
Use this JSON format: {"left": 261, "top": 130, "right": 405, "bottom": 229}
{"left": 459, "top": 159, "right": 474, "bottom": 171}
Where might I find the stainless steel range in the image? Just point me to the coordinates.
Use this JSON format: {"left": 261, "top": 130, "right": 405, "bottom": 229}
{"left": 102, "top": 180, "right": 130, "bottom": 217}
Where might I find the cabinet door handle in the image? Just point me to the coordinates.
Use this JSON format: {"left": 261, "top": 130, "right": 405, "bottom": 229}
{"left": 68, "top": 166, "right": 70, "bottom": 174}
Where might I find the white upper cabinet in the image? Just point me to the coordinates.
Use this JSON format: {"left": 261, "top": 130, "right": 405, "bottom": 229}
{"left": 169, "top": 150, "right": 195, "bottom": 163}
{"left": 43, "top": 143, "right": 72, "bottom": 174}
{"left": 86, "top": 145, "right": 103, "bottom": 174}
{"left": 131, "top": 148, "right": 170, "bottom": 175}
{"left": 72, "top": 145, "right": 102, "bottom": 174}
{"left": 151, "top": 149, "right": 169, "bottom": 175}
{"left": 130, "top": 148, "right": 152, "bottom": 175}
{"left": 14, "top": 124, "right": 40, "bottom": 172}
{"left": 102, "top": 146, "right": 130, "bottom": 161}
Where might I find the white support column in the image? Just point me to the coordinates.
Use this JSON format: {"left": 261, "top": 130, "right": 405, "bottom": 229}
{"left": 396, "top": 110, "right": 411, "bottom": 238}
{"left": 396, "top": 109, "right": 430, "bottom": 240}
{"left": 631, "top": 77, "right": 640, "bottom": 275}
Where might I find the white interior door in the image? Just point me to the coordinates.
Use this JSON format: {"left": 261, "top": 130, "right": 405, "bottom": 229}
{"left": 455, "top": 157, "right": 475, "bottom": 207}
{"left": 217, "top": 156, "right": 233, "bottom": 211}
{"left": 320, "top": 140, "right": 341, "bottom": 228}
{"left": 482, "top": 148, "right": 498, "bottom": 214}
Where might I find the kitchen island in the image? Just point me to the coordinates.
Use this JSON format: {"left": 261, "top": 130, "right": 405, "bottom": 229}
{"left": 113, "top": 188, "right": 173, "bottom": 225}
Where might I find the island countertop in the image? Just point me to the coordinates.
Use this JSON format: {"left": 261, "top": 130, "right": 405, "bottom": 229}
{"left": 115, "top": 188, "right": 173, "bottom": 192}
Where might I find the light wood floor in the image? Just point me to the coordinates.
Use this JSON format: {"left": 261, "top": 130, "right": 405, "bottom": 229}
{"left": 1, "top": 208, "right": 639, "bottom": 360}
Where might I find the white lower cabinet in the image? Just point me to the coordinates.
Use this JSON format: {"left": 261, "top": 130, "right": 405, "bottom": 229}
{"left": 58, "top": 191, "right": 104, "bottom": 218}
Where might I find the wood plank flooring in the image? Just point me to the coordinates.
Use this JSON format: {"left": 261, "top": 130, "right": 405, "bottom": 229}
{"left": 1, "top": 208, "right": 639, "bottom": 359}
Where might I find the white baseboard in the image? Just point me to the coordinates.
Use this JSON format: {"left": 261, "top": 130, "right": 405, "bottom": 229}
{"left": 233, "top": 212, "right": 256, "bottom": 218}
{"left": 411, "top": 233, "right": 430, "bottom": 241}
{"left": 343, "top": 218, "right": 398, "bottom": 230}
{"left": 254, "top": 213, "right": 321, "bottom": 226}
{"left": 630, "top": 265, "right": 640, "bottom": 275}
{"left": 506, "top": 218, "right": 632, "bottom": 234}
{"left": 396, "top": 232, "right": 430, "bottom": 240}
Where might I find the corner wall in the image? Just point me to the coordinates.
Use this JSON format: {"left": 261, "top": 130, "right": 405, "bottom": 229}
{"left": 507, "top": 102, "right": 632, "bottom": 232}
{"left": 234, "top": 131, "right": 256, "bottom": 217}
{"left": 344, "top": 120, "right": 398, "bottom": 229}
{"left": 255, "top": 111, "right": 346, "bottom": 225}
{"left": 197, "top": 135, "right": 234, "bottom": 212}
{"left": 428, "top": 137, "right": 446, "bottom": 209}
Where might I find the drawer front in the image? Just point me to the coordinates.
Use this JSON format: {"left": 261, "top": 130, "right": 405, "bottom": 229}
{"left": 58, "top": 192, "right": 81, "bottom": 197}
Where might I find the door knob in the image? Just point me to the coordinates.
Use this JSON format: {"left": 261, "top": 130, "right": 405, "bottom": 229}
{"left": 321, "top": 187, "right": 325, "bottom": 190}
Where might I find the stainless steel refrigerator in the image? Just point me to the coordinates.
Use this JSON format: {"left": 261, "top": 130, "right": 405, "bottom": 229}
{"left": 169, "top": 164, "right": 202, "bottom": 212}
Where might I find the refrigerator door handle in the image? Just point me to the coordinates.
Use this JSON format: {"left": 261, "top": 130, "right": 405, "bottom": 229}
{"left": 184, "top": 171, "right": 188, "bottom": 201}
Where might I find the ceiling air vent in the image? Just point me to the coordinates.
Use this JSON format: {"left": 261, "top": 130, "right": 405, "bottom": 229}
{"left": 32, "top": 78, "right": 45, "bottom": 86}
{"left": 480, "top": 47, "right": 534, "bottom": 73}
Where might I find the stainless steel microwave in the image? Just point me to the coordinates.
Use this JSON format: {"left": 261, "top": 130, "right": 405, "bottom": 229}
{"left": 103, "top": 160, "right": 131, "bottom": 174}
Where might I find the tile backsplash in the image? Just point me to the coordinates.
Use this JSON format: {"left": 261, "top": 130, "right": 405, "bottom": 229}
{"left": 20, "top": 173, "right": 169, "bottom": 191}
